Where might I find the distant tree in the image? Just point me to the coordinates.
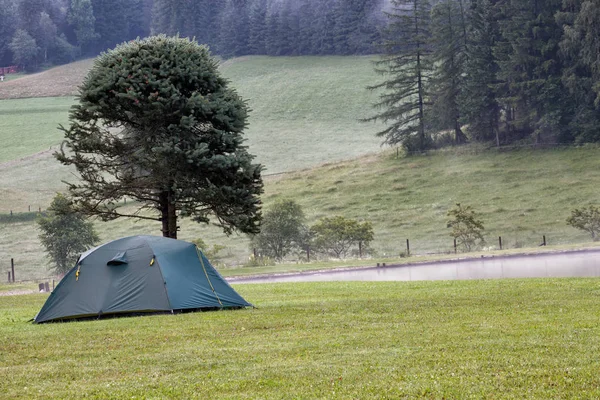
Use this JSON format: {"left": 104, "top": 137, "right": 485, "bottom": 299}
{"left": 366, "top": 0, "right": 434, "bottom": 152}
{"left": 37, "top": 11, "right": 57, "bottom": 63}
{"left": 126, "top": 0, "right": 150, "bottom": 40}
{"left": 91, "top": 0, "right": 129, "bottom": 52}
{"left": 447, "top": 203, "right": 485, "bottom": 251}
{"left": 18, "top": 0, "right": 45, "bottom": 34}
{"left": 460, "top": 0, "right": 501, "bottom": 145}
{"left": 50, "top": 34, "right": 77, "bottom": 64}
{"left": 37, "top": 193, "right": 99, "bottom": 275}
{"left": 218, "top": 0, "right": 250, "bottom": 58}
{"left": 494, "top": 0, "right": 566, "bottom": 143}
{"left": 248, "top": 0, "right": 268, "bottom": 54}
{"left": 9, "top": 29, "right": 39, "bottom": 71}
{"left": 56, "top": 36, "right": 263, "bottom": 239}
{"left": 566, "top": 206, "right": 600, "bottom": 241}
{"left": 557, "top": 0, "right": 600, "bottom": 143}
{"left": 311, "top": 216, "right": 374, "bottom": 258}
{"left": 67, "top": 0, "right": 98, "bottom": 54}
{"left": 430, "top": 0, "right": 467, "bottom": 144}
{"left": 251, "top": 199, "right": 306, "bottom": 261}
{"left": 0, "top": 0, "right": 18, "bottom": 64}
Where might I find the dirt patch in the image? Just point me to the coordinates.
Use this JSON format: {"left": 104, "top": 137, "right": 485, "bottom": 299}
{"left": 0, "top": 59, "right": 93, "bottom": 100}
{"left": 0, "top": 289, "right": 37, "bottom": 296}
{"left": 0, "top": 148, "right": 56, "bottom": 170}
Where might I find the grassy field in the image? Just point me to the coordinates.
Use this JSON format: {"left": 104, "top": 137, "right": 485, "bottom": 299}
{"left": 2, "top": 279, "right": 600, "bottom": 398}
{"left": 0, "top": 97, "right": 75, "bottom": 162}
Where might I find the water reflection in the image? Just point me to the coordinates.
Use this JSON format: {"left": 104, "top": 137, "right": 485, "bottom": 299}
{"left": 231, "top": 250, "right": 600, "bottom": 284}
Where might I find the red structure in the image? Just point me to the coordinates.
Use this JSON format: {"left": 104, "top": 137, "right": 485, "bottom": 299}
{"left": 0, "top": 65, "right": 19, "bottom": 75}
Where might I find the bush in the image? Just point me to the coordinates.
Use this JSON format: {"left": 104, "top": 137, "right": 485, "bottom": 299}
{"left": 37, "top": 194, "right": 99, "bottom": 275}
{"left": 566, "top": 206, "right": 600, "bottom": 241}
{"left": 447, "top": 203, "right": 485, "bottom": 252}
{"left": 244, "top": 254, "right": 275, "bottom": 268}
{"left": 311, "top": 216, "right": 374, "bottom": 259}
{"left": 251, "top": 199, "right": 307, "bottom": 261}
{"left": 192, "top": 238, "right": 227, "bottom": 260}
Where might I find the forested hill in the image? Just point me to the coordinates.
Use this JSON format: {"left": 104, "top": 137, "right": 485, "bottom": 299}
{"left": 0, "top": 0, "right": 387, "bottom": 67}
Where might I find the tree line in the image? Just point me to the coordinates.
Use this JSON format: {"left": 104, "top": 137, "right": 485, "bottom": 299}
{"left": 369, "top": 0, "right": 600, "bottom": 149}
{"left": 0, "top": 0, "right": 386, "bottom": 69}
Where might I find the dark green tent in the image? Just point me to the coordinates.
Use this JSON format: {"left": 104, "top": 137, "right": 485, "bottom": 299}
{"left": 34, "top": 236, "right": 251, "bottom": 323}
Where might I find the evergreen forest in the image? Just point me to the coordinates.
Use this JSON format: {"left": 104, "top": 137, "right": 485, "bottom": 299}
{"left": 1, "top": 0, "right": 599, "bottom": 146}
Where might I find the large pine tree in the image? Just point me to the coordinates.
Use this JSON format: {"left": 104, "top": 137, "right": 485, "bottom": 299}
{"left": 367, "top": 0, "right": 433, "bottom": 151}
{"left": 56, "top": 36, "right": 263, "bottom": 239}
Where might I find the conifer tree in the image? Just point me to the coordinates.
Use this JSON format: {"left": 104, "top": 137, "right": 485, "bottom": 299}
{"left": 0, "top": 0, "right": 18, "bottom": 64}
{"left": 460, "top": 0, "right": 501, "bottom": 144}
{"left": 56, "top": 36, "right": 263, "bottom": 239}
{"left": 67, "top": 0, "right": 98, "bottom": 54}
{"left": 558, "top": 0, "right": 600, "bottom": 142}
{"left": 91, "top": 0, "right": 129, "bottom": 52}
{"left": 248, "top": 0, "right": 268, "bottom": 54}
{"left": 494, "top": 0, "right": 566, "bottom": 142}
{"left": 430, "top": 0, "right": 467, "bottom": 144}
{"left": 366, "top": 0, "right": 433, "bottom": 151}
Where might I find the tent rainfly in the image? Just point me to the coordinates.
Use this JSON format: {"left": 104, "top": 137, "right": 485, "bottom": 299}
{"left": 34, "top": 235, "right": 251, "bottom": 323}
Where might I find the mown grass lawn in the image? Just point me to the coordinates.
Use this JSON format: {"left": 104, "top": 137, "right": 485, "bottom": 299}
{"left": 2, "top": 278, "right": 600, "bottom": 398}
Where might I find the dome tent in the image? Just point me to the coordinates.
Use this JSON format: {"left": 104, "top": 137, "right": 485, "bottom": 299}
{"left": 34, "top": 236, "right": 251, "bottom": 323}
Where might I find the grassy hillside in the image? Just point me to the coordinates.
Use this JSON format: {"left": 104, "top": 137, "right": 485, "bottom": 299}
{"left": 0, "top": 97, "right": 75, "bottom": 162}
{"left": 1, "top": 57, "right": 599, "bottom": 281}
{"left": 3, "top": 279, "right": 600, "bottom": 398}
{"left": 0, "top": 56, "right": 383, "bottom": 171}
{"left": 2, "top": 145, "right": 600, "bottom": 281}
{"left": 0, "top": 59, "right": 92, "bottom": 99}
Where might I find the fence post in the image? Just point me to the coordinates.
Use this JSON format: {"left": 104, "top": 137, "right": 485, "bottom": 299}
{"left": 306, "top": 246, "right": 310, "bottom": 262}
{"left": 499, "top": 236, "right": 502, "bottom": 250}
{"left": 7, "top": 271, "right": 10, "bottom": 283}
{"left": 11, "top": 258, "right": 15, "bottom": 283}
{"left": 454, "top": 238, "right": 457, "bottom": 254}
{"left": 406, "top": 239, "right": 410, "bottom": 256}
{"left": 359, "top": 241, "right": 363, "bottom": 258}
{"left": 28, "top": 205, "right": 31, "bottom": 212}
{"left": 543, "top": 235, "right": 546, "bottom": 246}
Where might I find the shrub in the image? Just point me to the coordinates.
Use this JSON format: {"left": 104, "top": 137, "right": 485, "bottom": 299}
{"left": 311, "top": 216, "right": 374, "bottom": 259}
{"left": 251, "top": 199, "right": 307, "bottom": 261}
{"left": 447, "top": 203, "right": 485, "bottom": 252}
{"left": 566, "top": 206, "right": 600, "bottom": 241}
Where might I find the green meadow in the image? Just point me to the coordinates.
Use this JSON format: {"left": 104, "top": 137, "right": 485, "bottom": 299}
{"left": 3, "top": 279, "right": 600, "bottom": 398}
{"left": 0, "top": 97, "right": 75, "bottom": 162}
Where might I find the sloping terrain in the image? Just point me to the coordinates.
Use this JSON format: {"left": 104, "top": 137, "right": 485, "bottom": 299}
{"left": 0, "top": 59, "right": 93, "bottom": 99}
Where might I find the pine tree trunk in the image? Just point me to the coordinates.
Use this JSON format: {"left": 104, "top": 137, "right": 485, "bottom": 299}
{"left": 159, "top": 189, "right": 178, "bottom": 239}
{"left": 158, "top": 190, "right": 169, "bottom": 237}
{"left": 455, "top": 119, "right": 467, "bottom": 144}
{"left": 168, "top": 198, "right": 178, "bottom": 239}
{"left": 159, "top": 191, "right": 169, "bottom": 237}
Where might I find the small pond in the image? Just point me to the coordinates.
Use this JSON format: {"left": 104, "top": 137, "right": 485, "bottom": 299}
{"left": 230, "top": 250, "right": 600, "bottom": 284}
